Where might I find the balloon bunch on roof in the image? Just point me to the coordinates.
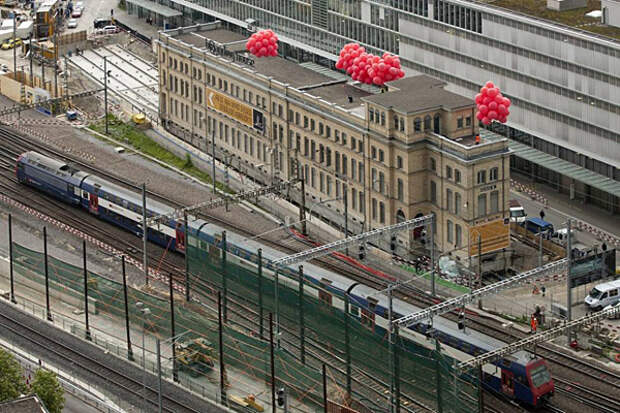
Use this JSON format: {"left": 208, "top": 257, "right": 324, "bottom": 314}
{"left": 475, "top": 81, "right": 511, "bottom": 125}
{"left": 335, "top": 43, "right": 405, "bottom": 86}
{"left": 246, "top": 30, "right": 279, "bottom": 57}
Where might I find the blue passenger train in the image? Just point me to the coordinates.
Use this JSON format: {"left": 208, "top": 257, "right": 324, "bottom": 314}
{"left": 17, "top": 151, "right": 554, "bottom": 407}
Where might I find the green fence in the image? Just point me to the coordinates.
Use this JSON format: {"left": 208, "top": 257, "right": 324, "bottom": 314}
{"left": 187, "top": 233, "right": 480, "bottom": 413}
{"left": 11, "top": 232, "right": 480, "bottom": 413}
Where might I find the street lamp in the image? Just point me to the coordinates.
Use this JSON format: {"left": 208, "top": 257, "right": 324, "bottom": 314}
{"left": 135, "top": 302, "right": 151, "bottom": 412}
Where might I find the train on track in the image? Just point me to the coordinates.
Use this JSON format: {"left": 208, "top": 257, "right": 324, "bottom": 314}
{"left": 17, "top": 151, "right": 554, "bottom": 407}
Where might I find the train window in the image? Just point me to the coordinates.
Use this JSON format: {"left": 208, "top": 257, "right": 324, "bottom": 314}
{"left": 318, "top": 278, "right": 333, "bottom": 305}
{"left": 82, "top": 191, "right": 88, "bottom": 199}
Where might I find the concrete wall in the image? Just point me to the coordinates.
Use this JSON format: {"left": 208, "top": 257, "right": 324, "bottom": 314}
{"left": 547, "top": 0, "right": 587, "bottom": 11}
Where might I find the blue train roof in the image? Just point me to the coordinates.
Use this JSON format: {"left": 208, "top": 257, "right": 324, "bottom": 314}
{"left": 19, "top": 151, "right": 89, "bottom": 183}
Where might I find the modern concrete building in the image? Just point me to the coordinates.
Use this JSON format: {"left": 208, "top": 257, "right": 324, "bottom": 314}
{"left": 149, "top": 0, "right": 620, "bottom": 214}
{"left": 157, "top": 23, "right": 511, "bottom": 256}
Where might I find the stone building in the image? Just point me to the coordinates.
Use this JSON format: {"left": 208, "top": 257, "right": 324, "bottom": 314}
{"left": 156, "top": 22, "right": 511, "bottom": 257}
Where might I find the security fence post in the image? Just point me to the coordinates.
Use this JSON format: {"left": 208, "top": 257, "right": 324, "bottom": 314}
{"left": 122, "top": 256, "right": 134, "bottom": 360}
{"left": 344, "top": 294, "right": 351, "bottom": 396}
{"left": 394, "top": 324, "right": 400, "bottom": 413}
{"left": 218, "top": 292, "right": 226, "bottom": 404}
{"left": 322, "top": 363, "right": 328, "bottom": 413}
{"left": 184, "top": 212, "right": 190, "bottom": 302}
{"left": 43, "top": 227, "right": 52, "bottom": 322}
{"left": 258, "top": 248, "right": 264, "bottom": 339}
{"left": 169, "top": 273, "right": 178, "bottom": 382}
{"left": 298, "top": 265, "right": 305, "bottom": 364}
{"left": 478, "top": 366, "right": 484, "bottom": 413}
{"left": 270, "top": 313, "right": 276, "bottom": 413}
{"left": 8, "top": 214, "right": 16, "bottom": 303}
{"left": 222, "top": 231, "right": 228, "bottom": 323}
{"left": 435, "top": 339, "right": 443, "bottom": 413}
{"left": 82, "top": 241, "right": 91, "bottom": 341}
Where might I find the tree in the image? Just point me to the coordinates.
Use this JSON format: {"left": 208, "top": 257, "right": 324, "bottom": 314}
{"left": 31, "top": 369, "right": 64, "bottom": 413}
{"left": 0, "top": 348, "right": 27, "bottom": 402}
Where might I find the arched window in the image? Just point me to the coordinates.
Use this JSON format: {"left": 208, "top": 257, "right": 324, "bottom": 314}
{"left": 424, "top": 115, "right": 431, "bottom": 130}
{"left": 396, "top": 209, "right": 406, "bottom": 223}
{"left": 434, "top": 114, "right": 441, "bottom": 134}
{"left": 414, "top": 118, "right": 421, "bottom": 132}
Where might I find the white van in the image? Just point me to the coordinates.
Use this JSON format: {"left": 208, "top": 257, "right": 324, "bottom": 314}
{"left": 585, "top": 279, "right": 620, "bottom": 310}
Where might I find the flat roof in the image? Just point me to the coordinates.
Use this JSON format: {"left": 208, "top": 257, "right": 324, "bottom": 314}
{"left": 362, "top": 75, "right": 473, "bottom": 114}
{"left": 303, "top": 82, "right": 373, "bottom": 109}
{"left": 125, "top": 0, "right": 182, "bottom": 18}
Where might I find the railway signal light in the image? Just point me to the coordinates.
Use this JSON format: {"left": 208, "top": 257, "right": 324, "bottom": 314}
{"left": 276, "top": 387, "right": 285, "bottom": 407}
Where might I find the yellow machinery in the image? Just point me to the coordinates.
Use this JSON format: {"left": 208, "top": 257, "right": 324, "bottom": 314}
{"left": 131, "top": 113, "right": 151, "bottom": 129}
{"left": 175, "top": 338, "right": 215, "bottom": 377}
{"left": 228, "top": 394, "right": 265, "bottom": 412}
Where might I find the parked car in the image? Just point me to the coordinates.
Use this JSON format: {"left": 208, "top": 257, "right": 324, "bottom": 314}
{"left": 71, "top": 8, "right": 82, "bottom": 18}
{"left": 1, "top": 37, "right": 22, "bottom": 50}
{"left": 67, "top": 19, "right": 78, "bottom": 29}
{"left": 97, "top": 25, "right": 118, "bottom": 35}
{"left": 523, "top": 217, "right": 554, "bottom": 236}
{"left": 585, "top": 279, "right": 620, "bottom": 311}
{"left": 509, "top": 199, "right": 527, "bottom": 224}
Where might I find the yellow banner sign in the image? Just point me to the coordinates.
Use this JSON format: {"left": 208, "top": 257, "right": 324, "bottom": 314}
{"left": 206, "top": 88, "right": 253, "bottom": 128}
{"left": 469, "top": 218, "right": 510, "bottom": 256}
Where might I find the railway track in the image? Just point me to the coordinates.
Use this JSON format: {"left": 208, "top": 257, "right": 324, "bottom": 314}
{"left": 0, "top": 301, "right": 207, "bottom": 413}
{"left": 2, "top": 124, "right": 617, "bottom": 412}
{"left": 553, "top": 376, "right": 620, "bottom": 413}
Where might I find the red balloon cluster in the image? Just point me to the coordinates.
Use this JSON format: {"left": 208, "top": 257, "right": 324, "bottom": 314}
{"left": 475, "top": 81, "right": 511, "bottom": 125}
{"left": 246, "top": 30, "right": 279, "bottom": 58}
{"left": 335, "top": 43, "right": 405, "bottom": 86}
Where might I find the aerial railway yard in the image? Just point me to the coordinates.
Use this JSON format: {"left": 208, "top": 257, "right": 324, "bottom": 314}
{"left": 0, "top": 124, "right": 618, "bottom": 413}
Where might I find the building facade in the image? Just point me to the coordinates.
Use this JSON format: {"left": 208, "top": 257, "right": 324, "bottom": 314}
{"left": 157, "top": 23, "right": 511, "bottom": 255}
{"left": 148, "top": 0, "right": 619, "bottom": 213}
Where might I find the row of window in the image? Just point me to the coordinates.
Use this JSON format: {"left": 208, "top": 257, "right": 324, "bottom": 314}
{"left": 430, "top": 180, "right": 500, "bottom": 217}
{"left": 430, "top": 158, "right": 462, "bottom": 184}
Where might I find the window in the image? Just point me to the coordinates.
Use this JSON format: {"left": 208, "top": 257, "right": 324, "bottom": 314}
{"left": 311, "top": 141, "right": 316, "bottom": 161}
{"left": 399, "top": 117, "right": 405, "bottom": 132}
{"left": 351, "top": 188, "right": 357, "bottom": 210}
{"left": 351, "top": 138, "right": 356, "bottom": 150}
{"left": 455, "top": 224, "right": 462, "bottom": 247}
{"left": 457, "top": 117, "right": 463, "bottom": 128}
{"left": 489, "top": 167, "right": 499, "bottom": 181}
{"left": 379, "top": 202, "right": 385, "bottom": 223}
{"left": 446, "top": 166, "right": 452, "bottom": 179}
{"left": 397, "top": 179, "right": 404, "bottom": 202}
{"left": 319, "top": 145, "right": 325, "bottom": 163}
{"left": 394, "top": 115, "right": 399, "bottom": 130}
{"left": 446, "top": 189, "right": 452, "bottom": 212}
{"left": 430, "top": 158, "right": 436, "bottom": 171}
{"left": 379, "top": 172, "right": 385, "bottom": 194}
{"left": 372, "top": 198, "right": 377, "bottom": 220}
{"left": 342, "top": 133, "right": 347, "bottom": 146}
{"left": 311, "top": 167, "right": 316, "bottom": 188}
{"left": 326, "top": 126, "right": 331, "bottom": 138}
{"left": 379, "top": 150, "right": 384, "bottom": 163}
{"left": 431, "top": 181, "right": 437, "bottom": 204}
{"left": 351, "top": 159, "right": 356, "bottom": 180}
{"left": 310, "top": 119, "right": 315, "bottom": 131}
{"left": 326, "top": 176, "right": 332, "bottom": 195}
{"left": 414, "top": 118, "right": 421, "bottom": 132}
{"left": 369, "top": 110, "right": 374, "bottom": 122}
{"left": 371, "top": 146, "right": 377, "bottom": 159}
{"left": 478, "top": 194, "right": 487, "bottom": 217}
{"left": 326, "top": 148, "right": 331, "bottom": 166}
{"left": 304, "top": 138, "right": 309, "bottom": 156}
{"left": 359, "top": 192, "right": 364, "bottom": 213}
{"left": 397, "top": 156, "right": 403, "bottom": 169}
{"left": 342, "top": 155, "right": 348, "bottom": 175}
{"left": 447, "top": 220, "right": 453, "bottom": 243}
{"left": 424, "top": 115, "right": 431, "bottom": 130}
{"left": 380, "top": 112, "right": 385, "bottom": 126}
{"left": 465, "top": 116, "right": 472, "bottom": 126}
{"left": 304, "top": 116, "right": 309, "bottom": 128}
{"left": 477, "top": 170, "right": 486, "bottom": 184}
{"left": 433, "top": 114, "right": 441, "bottom": 134}
{"left": 455, "top": 192, "right": 461, "bottom": 215}
{"left": 320, "top": 172, "right": 324, "bottom": 193}
{"left": 455, "top": 169, "right": 461, "bottom": 183}
{"left": 319, "top": 122, "right": 324, "bottom": 135}
{"left": 490, "top": 191, "right": 499, "bottom": 213}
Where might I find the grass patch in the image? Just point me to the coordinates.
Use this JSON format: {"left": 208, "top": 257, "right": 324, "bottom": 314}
{"left": 89, "top": 116, "right": 233, "bottom": 193}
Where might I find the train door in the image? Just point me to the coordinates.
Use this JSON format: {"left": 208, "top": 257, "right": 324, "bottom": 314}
{"left": 89, "top": 193, "right": 99, "bottom": 214}
{"left": 501, "top": 370, "right": 515, "bottom": 397}
{"left": 175, "top": 223, "right": 186, "bottom": 252}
